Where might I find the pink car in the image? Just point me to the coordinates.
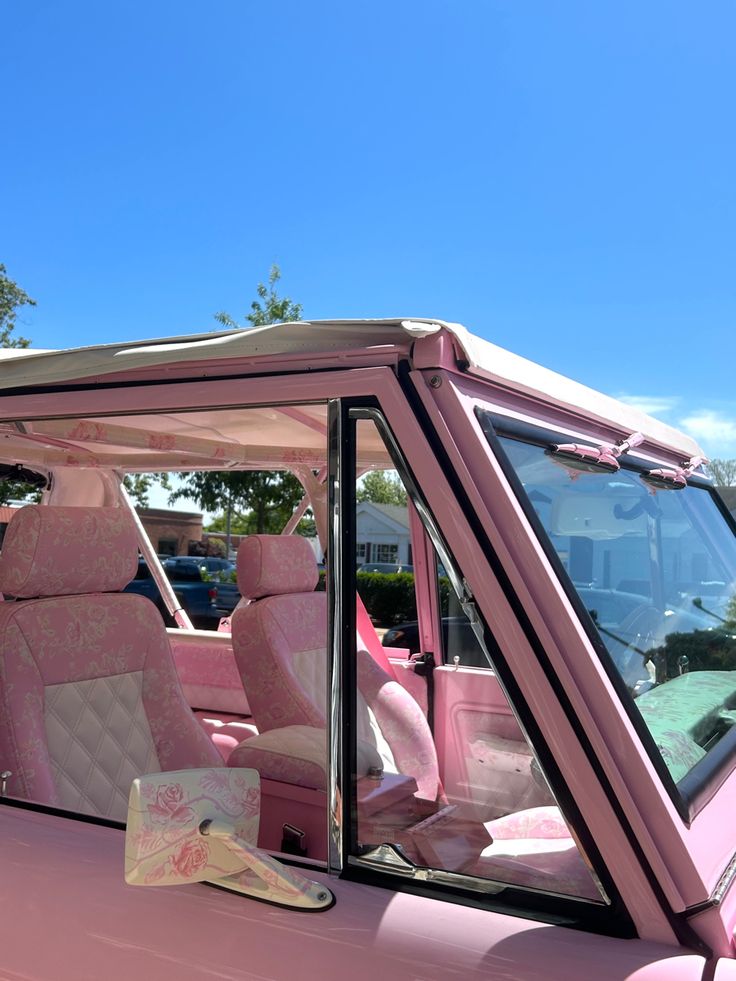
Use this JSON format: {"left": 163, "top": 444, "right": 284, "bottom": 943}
{"left": 0, "top": 319, "right": 734, "bottom": 980}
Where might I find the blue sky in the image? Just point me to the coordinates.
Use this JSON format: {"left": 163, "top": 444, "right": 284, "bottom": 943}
{"left": 3, "top": 1, "right": 735, "bottom": 457}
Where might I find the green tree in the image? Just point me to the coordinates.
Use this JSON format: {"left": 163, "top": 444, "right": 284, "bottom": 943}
{"left": 0, "top": 265, "right": 40, "bottom": 504}
{"left": 171, "top": 470, "right": 305, "bottom": 535}
{"left": 0, "top": 464, "right": 46, "bottom": 507}
{"left": 214, "top": 264, "right": 302, "bottom": 329}
{"left": 357, "top": 470, "right": 407, "bottom": 506}
{"left": 204, "top": 511, "right": 253, "bottom": 536}
{"left": 205, "top": 505, "right": 315, "bottom": 538}
{"left": 0, "top": 263, "right": 34, "bottom": 349}
{"left": 123, "top": 472, "right": 171, "bottom": 508}
{"left": 174, "top": 266, "right": 309, "bottom": 547}
{"left": 726, "top": 594, "right": 736, "bottom": 630}
{"left": 710, "top": 459, "right": 736, "bottom": 487}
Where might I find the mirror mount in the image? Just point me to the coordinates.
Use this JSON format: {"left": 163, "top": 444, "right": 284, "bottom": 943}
{"left": 125, "top": 769, "right": 333, "bottom": 911}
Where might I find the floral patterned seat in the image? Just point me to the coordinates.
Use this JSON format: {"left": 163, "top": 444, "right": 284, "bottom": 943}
{"left": 0, "top": 505, "right": 220, "bottom": 821}
{"left": 230, "top": 535, "right": 441, "bottom": 802}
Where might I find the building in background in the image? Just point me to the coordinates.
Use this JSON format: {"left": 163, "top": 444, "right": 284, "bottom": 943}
{"left": 355, "top": 501, "right": 411, "bottom": 567}
{"left": 136, "top": 507, "right": 203, "bottom": 556}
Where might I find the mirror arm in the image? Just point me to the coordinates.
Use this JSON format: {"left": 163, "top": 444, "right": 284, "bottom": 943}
{"left": 200, "top": 819, "right": 332, "bottom": 910}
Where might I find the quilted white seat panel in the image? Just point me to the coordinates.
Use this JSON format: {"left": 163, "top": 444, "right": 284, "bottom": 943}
{"left": 44, "top": 671, "right": 161, "bottom": 821}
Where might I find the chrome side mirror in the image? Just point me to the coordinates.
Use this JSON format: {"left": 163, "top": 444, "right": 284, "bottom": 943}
{"left": 125, "top": 768, "right": 332, "bottom": 911}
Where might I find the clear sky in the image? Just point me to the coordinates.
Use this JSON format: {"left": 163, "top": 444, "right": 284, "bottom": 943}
{"left": 3, "top": 1, "right": 735, "bottom": 458}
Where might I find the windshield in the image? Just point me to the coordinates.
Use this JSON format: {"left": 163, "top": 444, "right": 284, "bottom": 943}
{"left": 487, "top": 426, "right": 736, "bottom": 791}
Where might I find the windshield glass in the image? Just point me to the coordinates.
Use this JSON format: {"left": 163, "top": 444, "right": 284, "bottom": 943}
{"left": 488, "top": 426, "right": 736, "bottom": 789}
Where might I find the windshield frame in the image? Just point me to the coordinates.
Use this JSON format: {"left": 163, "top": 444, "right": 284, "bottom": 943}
{"left": 476, "top": 408, "right": 736, "bottom": 824}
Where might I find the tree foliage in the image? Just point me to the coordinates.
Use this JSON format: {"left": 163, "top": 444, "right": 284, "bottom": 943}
{"left": 0, "top": 465, "right": 45, "bottom": 507}
{"left": 726, "top": 593, "right": 736, "bottom": 630}
{"left": 709, "top": 458, "right": 736, "bottom": 487}
{"left": 356, "top": 572, "right": 418, "bottom": 626}
{"left": 0, "top": 263, "right": 34, "bottom": 349}
{"left": 0, "top": 265, "right": 39, "bottom": 504}
{"left": 204, "top": 510, "right": 254, "bottom": 536}
{"left": 214, "top": 264, "right": 302, "bottom": 329}
{"left": 653, "top": 629, "right": 736, "bottom": 677}
{"left": 173, "top": 266, "right": 309, "bottom": 536}
{"left": 357, "top": 470, "right": 407, "bottom": 506}
{"left": 205, "top": 503, "right": 315, "bottom": 538}
{"left": 171, "top": 470, "right": 305, "bottom": 535}
{"left": 123, "top": 473, "right": 171, "bottom": 508}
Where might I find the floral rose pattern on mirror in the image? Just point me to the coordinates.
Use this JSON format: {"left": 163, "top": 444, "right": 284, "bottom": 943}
{"left": 171, "top": 838, "right": 210, "bottom": 878}
{"left": 126, "top": 768, "right": 262, "bottom": 887}
{"left": 147, "top": 783, "right": 196, "bottom": 826}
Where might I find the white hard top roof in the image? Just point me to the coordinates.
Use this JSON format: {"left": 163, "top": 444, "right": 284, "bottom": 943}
{"left": 0, "top": 318, "right": 702, "bottom": 458}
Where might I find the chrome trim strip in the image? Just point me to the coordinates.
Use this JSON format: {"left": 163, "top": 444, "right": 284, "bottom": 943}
{"left": 353, "top": 843, "right": 417, "bottom": 875}
{"left": 685, "top": 851, "right": 736, "bottom": 916}
{"left": 326, "top": 399, "right": 343, "bottom": 873}
{"left": 349, "top": 853, "right": 507, "bottom": 895}
{"left": 713, "top": 850, "right": 736, "bottom": 906}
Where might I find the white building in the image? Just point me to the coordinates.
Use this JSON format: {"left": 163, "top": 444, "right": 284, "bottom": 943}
{"left": 355, "top": 501, "right": 411, "bottom": 566}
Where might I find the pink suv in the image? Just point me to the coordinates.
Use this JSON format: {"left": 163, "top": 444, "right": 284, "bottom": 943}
{"left": 0, "top": 318, "right": 733, "bottom": 980}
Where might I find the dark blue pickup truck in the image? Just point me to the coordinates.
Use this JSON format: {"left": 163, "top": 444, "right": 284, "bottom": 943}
{"left": 163, "top": 556, "right": 241, "bottom": 620}
{"left": 124, "top": 557, "right": 240, "bottom": 629}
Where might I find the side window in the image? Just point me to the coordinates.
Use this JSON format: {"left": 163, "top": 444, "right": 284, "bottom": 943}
{"left": 0, "top": 401, "right": 331, "bottom": 870}
{"left": 356, "top": 466, "right": 418, "bottom": 645}
{"left": 348, "top": 412, "right": 606, "bottom": 905}
{"left": 436, "top": 554, "right": 489, "bottom": 669}
{"left": 489, "top": 431, "right": 736, "bottom": 797}
{"left": 164, "top": 559, "right": 201, "bottom": 582}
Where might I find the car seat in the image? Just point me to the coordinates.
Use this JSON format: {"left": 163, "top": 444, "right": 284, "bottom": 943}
{"left": 0, "top": 505, "right": 221, "bottom": 821}
{"left": 229, "top": 534, "right": 441, "bottom": 801}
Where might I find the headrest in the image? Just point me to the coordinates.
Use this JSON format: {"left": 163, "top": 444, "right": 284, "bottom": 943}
{"left": 0, "top": 505, "right": 139, "bottom": 598}
{"left": 237, "top": 534, "right": 318, "bottom": 600}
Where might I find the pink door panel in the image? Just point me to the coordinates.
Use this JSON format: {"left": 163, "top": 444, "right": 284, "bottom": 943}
{"left": 434, "top": 665, "right": 551, "bottom": 819}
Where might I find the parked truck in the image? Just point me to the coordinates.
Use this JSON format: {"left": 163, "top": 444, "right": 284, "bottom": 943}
{"left": 123, "top": 557, "right": 222, "bottom": 629}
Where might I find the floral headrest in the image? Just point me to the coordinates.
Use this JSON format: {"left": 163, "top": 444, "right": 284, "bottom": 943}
{"left": 0, "top": 505, "right": 138, "bottom": 598}
{"left": 237, "top": 534, "right": 319, "bottom": 600}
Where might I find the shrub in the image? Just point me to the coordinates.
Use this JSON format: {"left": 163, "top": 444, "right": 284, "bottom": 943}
{"left": 654, "top": 628, "right": 736, "bottom": 678}
{"left": 437, "top": 576, "right": 453, "bottom": 616}
{"left": 316, "top": 571, "right": 454, "bottom": 627}
{"left": 357, "top": 572, "right": 417, "bottom": 626}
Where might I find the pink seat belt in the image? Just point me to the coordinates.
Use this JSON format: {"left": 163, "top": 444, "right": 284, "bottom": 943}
{"left": 356, "top": 593, "right": 398, "bottom": 681}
